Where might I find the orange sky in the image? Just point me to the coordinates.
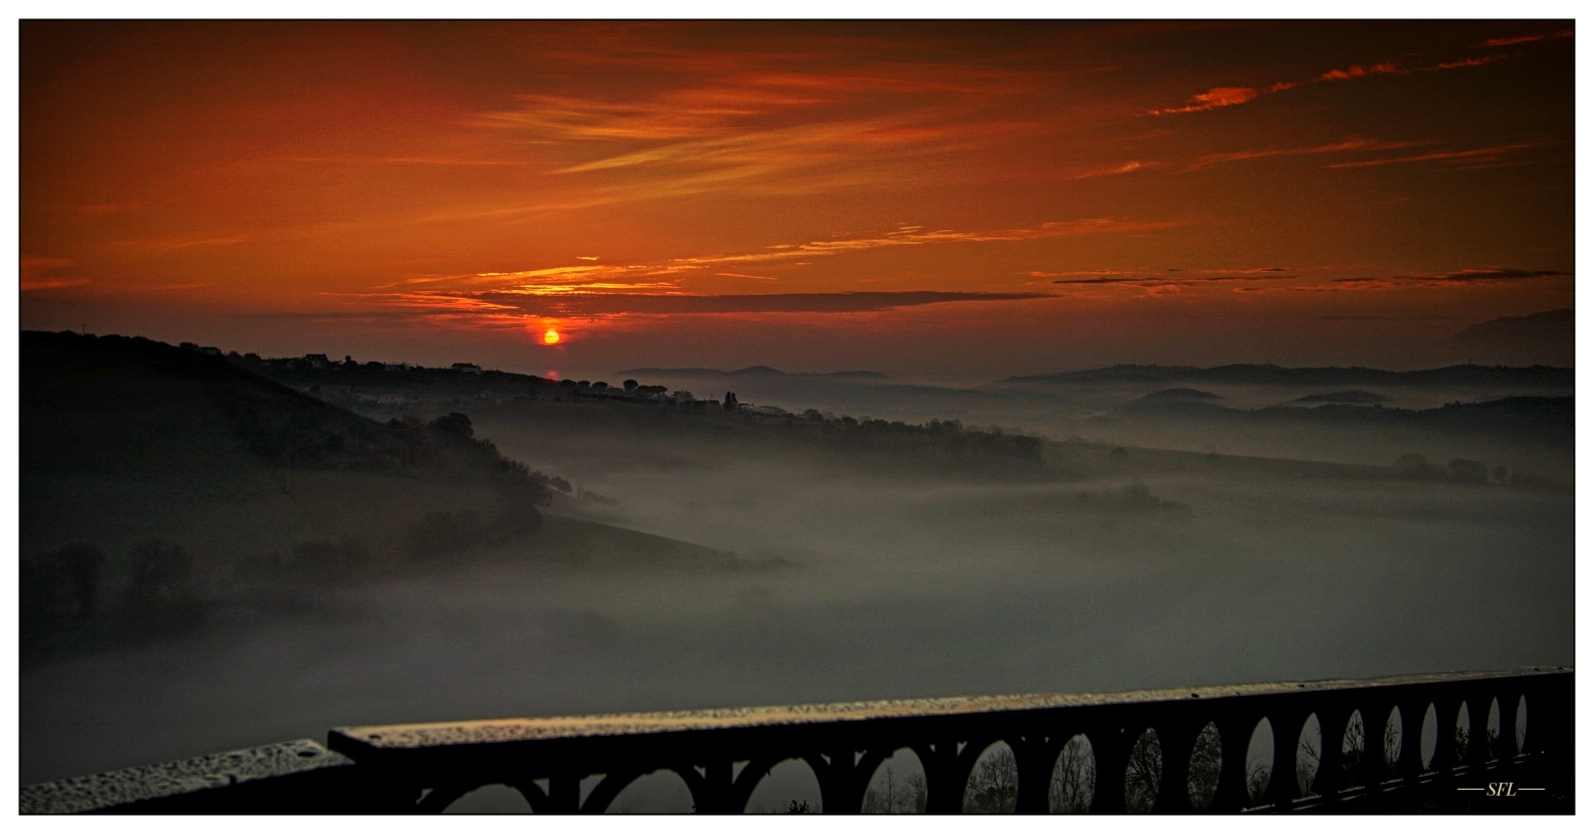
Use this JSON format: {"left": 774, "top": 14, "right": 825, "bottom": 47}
{"left": 19, "top": 21, "right": 1575, "bottom": 378}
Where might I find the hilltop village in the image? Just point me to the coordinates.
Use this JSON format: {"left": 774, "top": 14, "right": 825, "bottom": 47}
{"left": 212, "top": 345, "right": 1049, "bottom": 468}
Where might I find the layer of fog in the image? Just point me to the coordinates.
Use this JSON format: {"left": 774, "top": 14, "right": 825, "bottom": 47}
{"left": 20, "top": 398, "right": 1572, "bottom": 800}
{"left": 616, "top": 371, "right": 1572, "bottom": 478}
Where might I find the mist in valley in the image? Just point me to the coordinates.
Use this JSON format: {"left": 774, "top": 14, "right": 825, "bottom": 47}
{"left": 19, "top": 342, "right": 1573, "bottom": 813}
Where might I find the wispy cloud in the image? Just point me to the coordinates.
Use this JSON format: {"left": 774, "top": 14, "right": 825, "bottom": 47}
{"left": 280, "top": 156, "right": 528, "bottom": 167}
{"left": 666, "top": 218, "right": 1181, "bottom": 269}
{"left": 1437, "top": 56, "right": 1501, "bottom": 70}
{"left": 1190, "top": 138, "right": 1416, "bottom": 170}
{"left": 1149, "top": 39, "right": 1532, "bottom": 117}
{"left": 1482, "top": 34, "right": 1548, "bottom": 47}
{"left": 1074, "top": 160, "right": 1159, "bottom": 179}
{"left": 1047, "top": 269, "right": 1298, "bottom": 287}
{"left": 462, "top": 290, "right": 1051, "bottom": 317}
{"left": 372, "top": 217, "right": 1182, "bottom": 304}
{"left": 1147, "top": 86, "right": 1258, "bottom": 115}
{"left": 1235, "top": 266, "right": 1571, "bottom": 294}
{"left": 116, "top": 235, "right": 253, "bottom": 254}
{"left": 1326, "top": 142, "right": 1547, "bottom": 169}
{"left": 20, "top": 256, "right": 85, "bottom": 291}
{"left": 1345, "top": 267, "right": 1572, "bottom": 285}
{"left": 1317, "top": 62, "right": 1404, "bottom": 82}
{"left": 473, "top": 59, "right": 1034, "bottom": 204}
{"left": 21, "top": 278, "right": 91, "bottom": 291}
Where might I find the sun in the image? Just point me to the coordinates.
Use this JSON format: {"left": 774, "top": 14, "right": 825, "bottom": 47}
{"left": 543, "top": 329, "right": 561, "bottom": 345}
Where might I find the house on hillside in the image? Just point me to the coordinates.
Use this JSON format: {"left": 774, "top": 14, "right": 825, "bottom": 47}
{"left": 452, "top": 362, "right": 483, "bottom": 374}
{"left": 304, "top": 353, "right": 331, "bottom": 369}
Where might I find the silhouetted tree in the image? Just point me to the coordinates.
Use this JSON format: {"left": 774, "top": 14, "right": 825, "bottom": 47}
{"left": 1383, "top": 713, "right": 1402, "bottom": 771}
{"left": 723, "top": 391, "right": 739, "bottom": 412}
{"left": 1123, "top": 730, "right": 1162, "bottom": 813}
{"left": 1297, "top": 725, "right": 1321, "bottom": 796}
{"left": 1246, "top": 760, "right": 1271, "bottom": 804}
{"left": 405, "top": 510, "right": 486, "bottom": 561}
{"left": 863, "top": 765, "right": 927, "bottom": 813}
{"left": 1341, "top": 711, "right": 1366, "bottom": 777}
{"left": 623, "top": 379, "right": 638, "bottom": 392}
{"left": 1187, "top": 724, "right": 1222, "bottom": 810}
{"left": 963, "top": 745, "right": 1018, "bottom": 813}
{"left": 126, "top": 540, "right": 204, "bottom": 635}
{"left": 429, "top": 412, "right": 475, "bottom": 441}
{"left": 1393, "top": 452, "right": 1442, "bottom": 479}
{"left": 289, "top": 537, "right": 371, "bottom": 582}
{"left": 1050, "top": 736, "right": 1096, "bottom": 813}
{"left": 129, "top": 540, "right": 196, "bottom": 610}
{"left": 21, "top": 544, "right": 105, "bottom": 620}
{"left": 1447, "top": 458, "right": 1489, "bottom": 484}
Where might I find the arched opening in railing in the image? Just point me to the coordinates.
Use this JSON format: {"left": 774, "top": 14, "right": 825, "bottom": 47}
{"left": 600, "top": 769, "right": 694, "bottom": 813}
{"left": 962, "top": 741, "right": 1018, "bottom": 813}
{"left": 1419, "top": 702, "right": 1439, "bottom": 771}
{"left": 441, "top": 783, "right": 532, "bottom": 813}
{"left": 1123, "top": 728, "right": 1161, "bottom": 813}
{"left": 744, "top": 758, "right": 822, "bottom": 813}
{"left": 862, "top": 747, "right": 928, "bottom": 813}
{"left": 1245, "top": 717, "right": 1273, "bottom": 803}
{"left": 1380, "top": 706, "right": 1402, "bottom": 774}
{"left": 1340, "top": 709, "right": 1366, "bottom": 782}
{"left": 1186, "top": 722, "right": 1221, "bottom": 810}
{"left": 1484, "top": 698, "right": 1502, "bottom": 761}
{"left": 1515, "top": 694, "right": 1529, "bottom": 751}
{"left": 1295, "top": 713, "right": 1322, "bottom": 797}
{"left": 1050, "top": 734, "right": 1095, "bottom": 813}
{"left": 1454, "top": 703, "right": 1472, "bottom": 764}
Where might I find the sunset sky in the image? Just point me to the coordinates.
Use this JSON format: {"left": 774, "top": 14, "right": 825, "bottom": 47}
{"left": 19, "top": 19, "right": 1576, "bottom": 379}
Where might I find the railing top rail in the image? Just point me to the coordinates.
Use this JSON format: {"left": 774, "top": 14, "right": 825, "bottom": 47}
{"left": 19, "top": 739, "right": 350, "bottom": 815}
{"left": 332, "top": 666, "right": 1570, "bottom": 751}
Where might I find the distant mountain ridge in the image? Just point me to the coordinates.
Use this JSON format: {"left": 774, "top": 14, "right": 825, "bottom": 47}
{"left": 1102, "top": 392, "right": 1572, "bottom": 445}
{"left": 1447, "top": 308, "right": 1573, "bottom": 366}
{"left": 1004, "top": 363, "right": 1571, "bottom": 388}
{"left": 616, "top": 365, "right": 894, "bottom": 380}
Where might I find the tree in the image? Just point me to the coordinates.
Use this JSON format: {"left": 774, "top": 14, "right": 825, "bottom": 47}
{"left": 1447, "top": 458, "right": 1489, "bottom": 484}
{"left": 429, "top": 412, "right": 475, "bottom": 440}
{"left": 1296, "top": 724, "right": 1321, "bottom": 796}
{"left": 1383, "top": 712, "right": 1402, "bottom": 770}
{"left": 1123, "top": 730, "right": 1162, "bottom": 813}
{"left": 864, "top": 764, "right": 928, "bottom": 813}
{"left": 405, "top": 510, "right": 486, "bottom": 561}
{"left": 1247, "top": 761, "right": 1271, "bottom": 804}
{"left": 126, "top": 540, "right": 205, "bottom": 635}
{"left": 129, "top": 540, "right": 197, "bottom": 611}
{"left": 1187, "top": 724, "right": 1222, "bottom": 809}
{"left": 623, "top": 379, "right": 638, "bottom": 392}
{"left": 21, "top": 544, "right": 106, "bottom": 620}
{"left": 289, "top": 537, "right": 371, "bottom": 582}
{"left": 963, "top": 745, "right": 1018, "bottom": 813}
{"left": 1393, "top": 452, "right": 1442, "bottom": 479}
{"left": 1050, "top": 736, "right": 1096, "bottom": 813}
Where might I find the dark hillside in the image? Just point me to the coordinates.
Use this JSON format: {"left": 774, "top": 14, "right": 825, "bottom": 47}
{"left": 18, "top": 331, "right": 557, "bottom": 665}
{"left": 21, "top": 330, "right": 548, "bottom": 494}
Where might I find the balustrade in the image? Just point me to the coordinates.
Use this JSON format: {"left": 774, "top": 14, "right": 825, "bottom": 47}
{"left": 21, "top": 667, "right": 1572, "bottom": 814}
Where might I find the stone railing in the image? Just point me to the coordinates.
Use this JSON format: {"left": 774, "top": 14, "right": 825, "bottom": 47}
{"left": 21, "top": 666, "right": 1572, "bottom": 814}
